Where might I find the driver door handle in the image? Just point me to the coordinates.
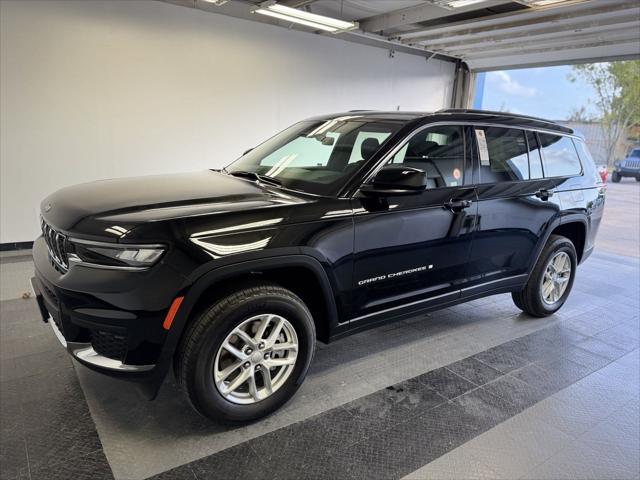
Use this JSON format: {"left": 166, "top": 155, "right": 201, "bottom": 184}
{"left": 445, "top": 199, "right": 472, "bottom": 211}
{"left": 535, "top": 189, "right": 554, "bottom": 200}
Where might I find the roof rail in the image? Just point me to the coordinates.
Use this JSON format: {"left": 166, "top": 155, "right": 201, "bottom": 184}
{"left": 436, "top": 108, "right": 559, "bottom": 126}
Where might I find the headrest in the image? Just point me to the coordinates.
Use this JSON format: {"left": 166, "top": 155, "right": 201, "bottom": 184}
{"left": 361, "top": 137, "right": 380, "bottom": 161}
{"left": 407, "top": 140, "right": 439, "bottom": 159}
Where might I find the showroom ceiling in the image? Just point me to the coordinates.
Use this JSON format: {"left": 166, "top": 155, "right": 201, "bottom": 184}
{"left": 165, "top": 0, "right": 640, "bottom": 70}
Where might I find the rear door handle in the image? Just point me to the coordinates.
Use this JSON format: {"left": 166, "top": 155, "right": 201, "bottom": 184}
{"left": 445, "top": 199, "right": 472, "bottom": 211}
{"left": 535, "top": 189, "right": 554, "bottom": 200}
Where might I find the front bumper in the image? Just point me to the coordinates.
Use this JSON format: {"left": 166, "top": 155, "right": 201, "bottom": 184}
{"left": 32, "top": 276, "right": 154, "bottom": 372}
{"left": 615, "top": 166, "right": 640, "bottom": 178}
{"left": 32, "top": 236, "right": 189, "bottom": 396}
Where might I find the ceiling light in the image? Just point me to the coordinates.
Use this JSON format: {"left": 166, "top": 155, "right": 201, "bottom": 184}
{"left": 199, "top": 0, "right": 228, "bottom": 5}
{"left": 253, "top": 2, "right": 358, "bottom": 33}
{"left": 430, "top": 0, "right": 488, "bottom": 9}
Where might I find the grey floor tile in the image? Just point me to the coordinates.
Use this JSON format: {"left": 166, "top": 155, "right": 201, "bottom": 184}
{"left": 28, "top": 450, "right": 113, "bottom": 480}
{"left": 414, "top": 367, "right": 477, "bottom": 399}
{"left": 483, "top": 375, "right": 545, "bottom": 410}
{"left": 446, "top": 356, "right": 504, "bottom": 386}
{"left": 575, "top": 337, "right": 629, "bottom": 361}
{"left": 471, "top": 343, "right": 530, "bottom": 374}
{"left": 402, "top": 447, "right": 501, "bottom": 480}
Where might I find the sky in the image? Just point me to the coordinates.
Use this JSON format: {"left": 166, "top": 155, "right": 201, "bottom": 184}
{"left": 476, "top": 65, "right": 599, "bottom": 121}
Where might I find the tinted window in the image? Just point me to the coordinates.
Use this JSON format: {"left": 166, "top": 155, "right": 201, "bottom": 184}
{"left": 348, "top": 131, "right": 392, "bottom": 164}
{"left": 389, "top": 125, "right": 465, "bottom": 188}
{"left": 227, "top": 119, "right": 402, "bottom": 196}
{"left": 630, "top": 148, "right": 640, "bottom": 158}
{"left": 475, "top": 127, "right": 529, "bottom": 182}
{"left": 538, "top": 133, "right": 582, "bottom": 177}
{"left": 527, "top": 131, "right": 544, "bottom": 179}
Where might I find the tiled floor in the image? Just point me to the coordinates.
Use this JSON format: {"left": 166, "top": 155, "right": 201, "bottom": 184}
{"left": 1, "top": 248, "right": 638, "bottom": 480}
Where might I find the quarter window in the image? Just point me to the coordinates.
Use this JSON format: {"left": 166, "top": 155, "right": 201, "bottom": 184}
{"left": 388, "top": 125, "right": 465, "bottom": 188}
{"left": 538, "top": 133, "right": 582, "bottom": 177}
{"left": 475, "top": 127, "right": 529, "bottom": 182}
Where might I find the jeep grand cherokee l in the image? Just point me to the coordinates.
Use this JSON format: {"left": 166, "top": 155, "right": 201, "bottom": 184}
{"left": 32, "top": 109, "right": 604, "bottom": 423}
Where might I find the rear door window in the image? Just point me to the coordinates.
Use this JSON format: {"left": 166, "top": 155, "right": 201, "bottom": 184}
{"left": 538, "top": 133, "right": 582, "bottom": 177}
{"left": 474, "top": 127, "right": 529, "bottom": 183}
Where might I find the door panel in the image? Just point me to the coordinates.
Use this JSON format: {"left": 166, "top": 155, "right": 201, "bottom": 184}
{"left": 467, "top": 127, "right": 561, "bottom": 287}
{"left": 350, "top": 125, "right": 476, "bottom": 323}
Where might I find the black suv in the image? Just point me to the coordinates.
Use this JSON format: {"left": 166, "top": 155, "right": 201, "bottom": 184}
{"left": 32, "top": 109, "right": 604, "bottom": 423}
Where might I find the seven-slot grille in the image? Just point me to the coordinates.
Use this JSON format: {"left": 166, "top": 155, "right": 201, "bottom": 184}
{"left": 41, "top": 218, "right": 69, "bottom": 272}
{"left": 624, "top": 159, "right": 640, "bottom": 169}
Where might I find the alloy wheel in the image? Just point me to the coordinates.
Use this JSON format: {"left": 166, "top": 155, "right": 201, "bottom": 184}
{"left": 541, "top": 251, "right": 572, "bottom": 305}
{"left": 213, "top": 314, "right": 298, "bottom": 404}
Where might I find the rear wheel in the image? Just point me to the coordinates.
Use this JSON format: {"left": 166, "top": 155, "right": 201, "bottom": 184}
{"left": 176, "top": 282, "right": 316, "bottom": 423}
{"left": 611, "top": 171, "right": 621, "bottom": 182}
{"left": 512, "top": 235, "right": 577, "bottom": 317}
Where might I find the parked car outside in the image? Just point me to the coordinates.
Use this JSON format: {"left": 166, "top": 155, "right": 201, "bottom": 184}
{"left": 612, "top": 147, "right": 640, "bottom": 182}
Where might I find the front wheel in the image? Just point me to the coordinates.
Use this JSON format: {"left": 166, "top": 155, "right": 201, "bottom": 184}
{"left": 176, "top": 282, "right": 316, "bottom": 423}
{"left": 611, "top": 171, "right": 621, "bottom": 182}
{"left": 512, "top": 235, "right": 577, "bottom": 317}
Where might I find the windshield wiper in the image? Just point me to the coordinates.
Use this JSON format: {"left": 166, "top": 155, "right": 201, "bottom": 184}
{"left": 226, "top": 170, "right": 282, "bottom": 186}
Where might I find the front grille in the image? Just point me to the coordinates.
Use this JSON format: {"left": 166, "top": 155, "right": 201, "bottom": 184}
{"left": 41, "top": 218, "right": 69, "bottom": 272}
{"left": 624, "top": 159, "right": 640, "bottom": 169}
{"left": 91, "top": 330, "right": 128, "bottom": 362}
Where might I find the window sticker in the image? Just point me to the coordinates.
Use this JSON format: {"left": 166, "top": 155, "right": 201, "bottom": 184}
{"left": 475, "top": 129, "right": 490, "bottom": 166}
{"left": 452, "top": 167, "right": 461, "bottom": 180}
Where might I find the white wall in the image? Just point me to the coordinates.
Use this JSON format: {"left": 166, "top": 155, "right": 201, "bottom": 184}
{"left": 0, "top": 0, "right": 455, "bottom": 243}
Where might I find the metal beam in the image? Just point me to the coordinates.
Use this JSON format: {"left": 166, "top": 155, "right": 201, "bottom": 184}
{"left": 464, "top": 37, "right": 640, "bottom": 60}
{"left": 433, "top": 23, "right": 640, "bottom": 54}
{"left": 399, "top": 0, "right": 637, "bottom": 41}
{"left": 408, "top": 11, "right": 637, "bottom": 47}
{"left": 358, "top": 0, "right": 509, "bottom": 34}
{"left": 471, "top": 52, "right": 640, "bottom": 71}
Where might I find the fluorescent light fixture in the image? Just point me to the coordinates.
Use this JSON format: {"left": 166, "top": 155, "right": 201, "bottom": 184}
{"left": 199, "top": 0, "right": 228, "bottom": 5}
{"left": 253, "top": 2, "right": 358, "bottom": 33}
{"left": 431, "top": 0, "right": 488, "bottom": 9}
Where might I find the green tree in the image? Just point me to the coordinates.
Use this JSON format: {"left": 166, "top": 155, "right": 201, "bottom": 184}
{"left": 569, "top": 61, "right": 640, "bottom": 166}
{"left": 567, "top": 106, "right": 594, "bottom": 123}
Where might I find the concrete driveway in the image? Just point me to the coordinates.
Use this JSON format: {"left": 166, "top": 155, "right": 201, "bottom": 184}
{"left": 597, "top": 179, "right": 640, "bottom": 258}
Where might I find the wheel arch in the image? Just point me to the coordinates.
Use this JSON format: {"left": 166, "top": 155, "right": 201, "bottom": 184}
{"left": 552, "top": 219, "right": 587, "bottom": 263}
{"left": 168, "top": 255, "right": 339, "bottom": 350}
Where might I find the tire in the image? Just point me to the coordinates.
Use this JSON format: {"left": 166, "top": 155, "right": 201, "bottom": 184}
{"left": 611, "top": 171, "right": 621, "bottom": 182}
{"left": 176, "top": 282, "right": 316, "bottom": 424}
{"left": 635, "top": 177, "right": 640, "bottom": 182}
{"left": 512, "top": 235, "right": 577, "bottom": 317}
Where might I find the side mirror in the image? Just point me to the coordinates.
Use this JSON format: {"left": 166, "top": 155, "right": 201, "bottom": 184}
{"left": 360, "top": 166, "right": 427, "bottom": 196}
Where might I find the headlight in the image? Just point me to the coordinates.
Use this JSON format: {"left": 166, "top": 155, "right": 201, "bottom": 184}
{"left": 68, "top": 240, "right": 165, "bottom": 270}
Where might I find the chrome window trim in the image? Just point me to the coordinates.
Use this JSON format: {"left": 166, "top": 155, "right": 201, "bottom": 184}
{"left": 352, "top": 121, "right": 583, "bottom": 197}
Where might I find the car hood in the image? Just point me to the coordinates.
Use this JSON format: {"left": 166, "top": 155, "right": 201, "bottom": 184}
{"left": 41, "top": 170, "right": 306, "bottom": 234}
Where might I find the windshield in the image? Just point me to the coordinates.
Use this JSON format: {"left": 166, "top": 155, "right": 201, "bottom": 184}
{"left": 225, "top": 117, "right": 403, "bottom": 196}
{"left": 629, "top": 148, "right": 640, "bottom": 158}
